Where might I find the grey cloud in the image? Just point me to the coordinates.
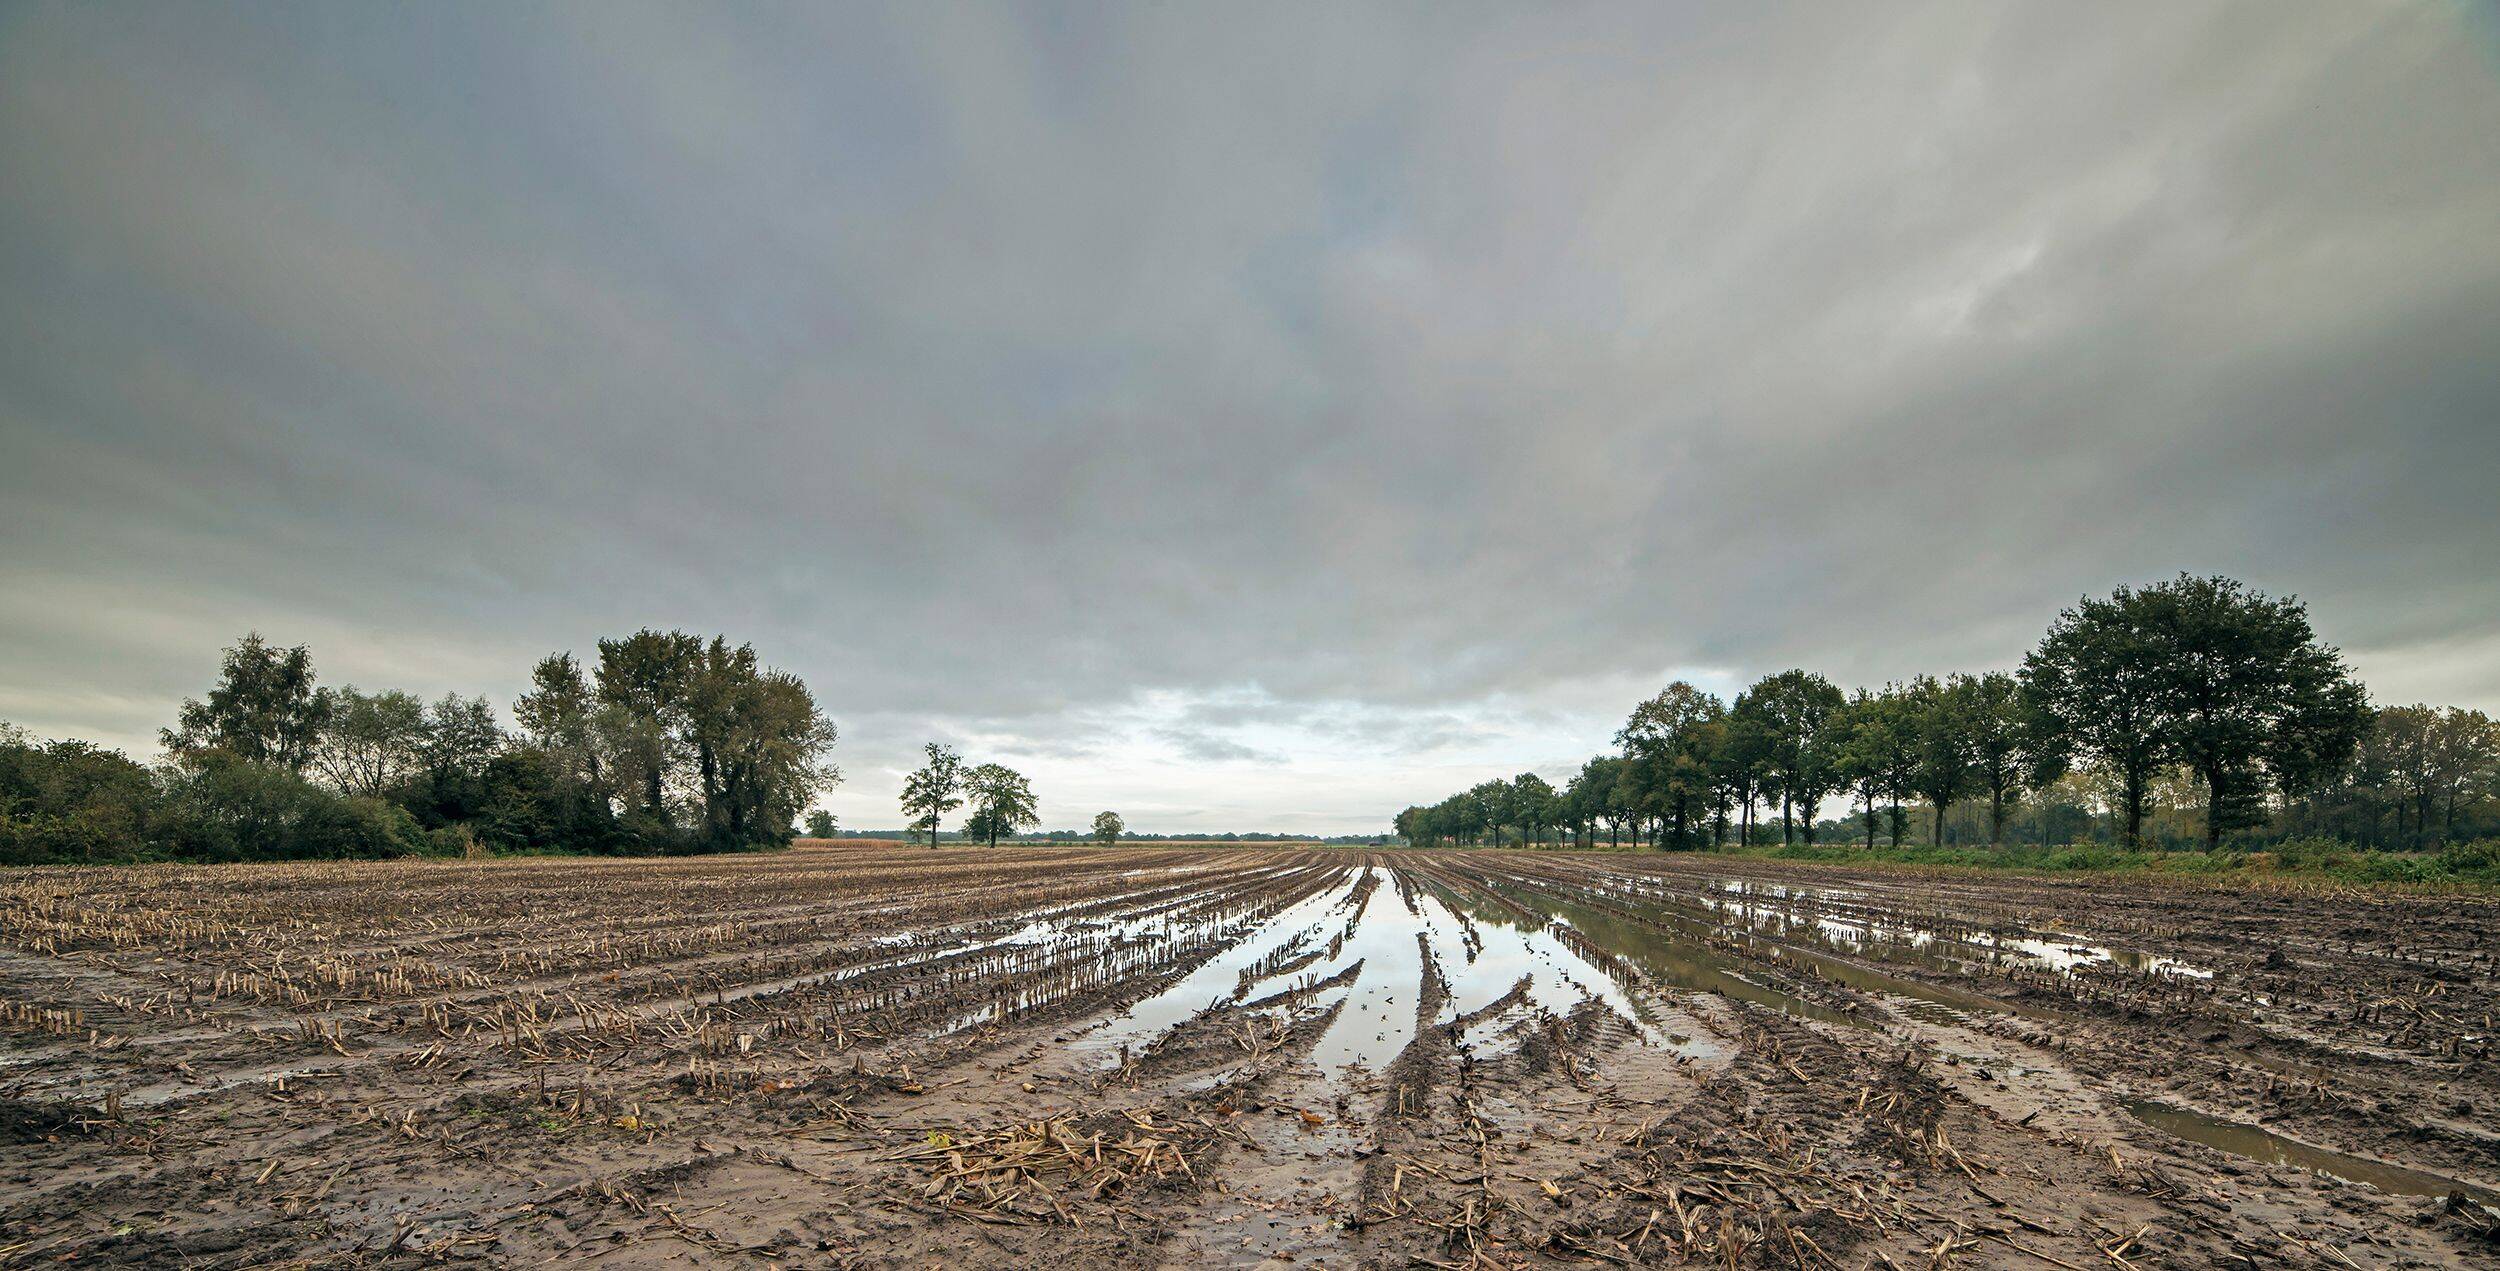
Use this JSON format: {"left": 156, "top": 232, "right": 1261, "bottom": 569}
{"left": 1153, "top": 730, "right": 1287, "bottom": 766}
{"left": 2, "top": 2, "right": 2497, "bottom": 832}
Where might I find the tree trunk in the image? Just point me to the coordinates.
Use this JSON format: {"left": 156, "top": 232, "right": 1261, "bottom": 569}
{"left": 2122, "top": 768, "right": 2146, "bottom": 848}
{"left": 1932, "top": 799, "right": 1948, "bottom": 849}
{"left": 1989, "top": 786, "right": 2006, "bottom": 846}
{"left": 2204, "top": 770, "right": 2226, "bottom": 851}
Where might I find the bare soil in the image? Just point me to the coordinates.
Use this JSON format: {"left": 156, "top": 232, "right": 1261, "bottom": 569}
{"left": 2, "top": 845, "right": 2495, "bottom": 1268}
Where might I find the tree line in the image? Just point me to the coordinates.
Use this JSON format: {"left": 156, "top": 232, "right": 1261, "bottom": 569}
{"left": 1397, "top": 576, "right": 2493, "bottom": 853}
{"left": 1, "top": 629, "right": 838, "bottom": 864}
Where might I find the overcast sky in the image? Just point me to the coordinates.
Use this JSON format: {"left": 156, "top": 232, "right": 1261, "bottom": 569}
{"left": 4, "top": 3, "right": 2499, "bottom": 833}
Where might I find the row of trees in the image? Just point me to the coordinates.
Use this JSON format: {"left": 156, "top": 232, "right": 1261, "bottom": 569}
{"left": 1396, "top": 576, "right": 2437, "bottom": 853}
{"left": 2289, "top": 704, "right": 2499, "bottom": 848}
{"left": 2, "top": 630, "right": 839, "bottom": 864}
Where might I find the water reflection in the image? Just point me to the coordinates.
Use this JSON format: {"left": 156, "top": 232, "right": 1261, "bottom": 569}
{"left": 2123, "top": 1100, "right": 2497, "bottom": 1204}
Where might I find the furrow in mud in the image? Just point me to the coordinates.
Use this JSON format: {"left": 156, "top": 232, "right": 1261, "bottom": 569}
{"left": 3, "top": 845, "right": 2494, "bottom": 1268}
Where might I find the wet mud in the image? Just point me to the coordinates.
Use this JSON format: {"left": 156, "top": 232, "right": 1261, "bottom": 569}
{"left": 2, "top": 845, "right": 2495, "bottom": 1267}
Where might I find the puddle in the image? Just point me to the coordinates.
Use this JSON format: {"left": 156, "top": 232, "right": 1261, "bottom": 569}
{"left": 1686, "top": 876, "right": 2212, "bottom": 982}
{"left": 1072, "top": 866, "right": 1722, "bottom": 1080}
{"left": 1459, "top": 877, "right": 1865, "bottom": 1029}
{"left": 1556, "top": 869, "right": 2198, "bottom": 1024}
{"left": 1072, "top": 871, "right": 1361, "bottom": 1058}
{"left": 2123, "top": 1100, "right": 2498, "bottom": 1204}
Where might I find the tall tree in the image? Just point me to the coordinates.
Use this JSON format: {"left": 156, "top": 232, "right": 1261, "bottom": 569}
{"left": 309, "top": 687, "right": 431, "bottom": 799}
{"left": 804, "top": 810, "right": 837, "bottom": 838}
{"left": 962, "top": 763, "right": 1039, "bottom": 847}
{"left": 2028, "top": 576, "right": 2368, "bottom": 848}
{"left": 1956, "top": 671, "right": 2034, "bottom": 845}
{"left": 1511, "top": 773, "right": 1558, "bottom": 846}
{"left": 1617, "top": 682, "right": 1724, "bottom": 849}
{"left": 1906, "top": 675, "right": 1976, "bottom": 847}
{"left": 1471, "top": 778, "right": 1515, "bottom": 847}
{"left": 2146, "top": 576, "right": 2369, "bottom": 846}
{"left": 1092, "top": 810, "right": 1125, "bottom": 847}
{"left": 1836, "top": 689, "right": 1904, "bottom": 850}
{"left": 1741, "top": 671, "right": 1846, "bottom": 845}
{"left": 1714, "top": 711, "right": 1772, "bottom": 847}
{"left": 515, "top": 652, "right": 606, "bottom": 792}
{"left": 594, "top": 629, "right": 702, "bottom": 821}
{"left": 900, "top": 743, "right": 963, "bottom": 846}
{"left": 163, "top": 633, "right": 330, "bottom": 772}
{"left": 2022, "top": 588, "right": 2178, "bottom": 847}
{"left": 706, "top": 666, "right": 837, "bottom": 847}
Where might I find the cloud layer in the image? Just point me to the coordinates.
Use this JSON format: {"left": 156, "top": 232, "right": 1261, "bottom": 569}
{"left": 4, "top": 3, "right": 2498, "bottom": 831}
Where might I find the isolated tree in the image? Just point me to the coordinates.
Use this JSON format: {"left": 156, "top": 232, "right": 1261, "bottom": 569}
{"left": 962, "top": 763, "right": 1039, "bottom": 847}
{"left": 309, "top": 687, "right": 431, "bottom": 799}
{"left": 804, "top": 810, "right": 837, "bottom": 838}
{"left": 1092, "top": 810, "right": 1125, "bottom": 846}
{"left": 163, "top": 633, "right": 330, "bottom": 772}
{"left": 900, "top": 743, "right": 964, "bottom": 846}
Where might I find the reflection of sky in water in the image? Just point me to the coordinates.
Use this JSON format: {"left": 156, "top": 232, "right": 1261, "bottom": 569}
{"left": 1070, "top": 866, "right": 1690, "bottom": 1081}
{"left": 1071, "top": 869, "right": 1358, "bottom": 1055}
{"left": 1306, "top": 874, "right": 1666, "bottom": 1076}
{"left": 1674, "top": 876, "right": 2213, "bottom": 981}
{"left": 1069, "top": 861, "right": 2229, "bottom": 1086}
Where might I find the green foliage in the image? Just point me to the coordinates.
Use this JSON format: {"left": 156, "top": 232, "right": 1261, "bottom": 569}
{"left": 961, "top": 763, "right": 1039, "bottom": 847}
{"left": 804, "top": 810, "right": 838, "bottom": 838}
{"left": 1393, "top": 576, "right": 2466, "bottom": 861}
{"left": 1615, "top": 683, "right": 1721, "bottom": 848}
{"left": 162, "top": 633, "right": 330, "bottom": 771}
{"left": 1704, "top": 835, "right": 2500, "bottom": 890}
{"left": 2023, "top": 575, "right": 2367, "bottom": 847}
{"left": 5, "top": 623, "right": 840, "bottom": 867}
{"left": 308, "top": 686, "right": 431, "bottom": 798}
{"left": 900, "top": 743, "right": 964, "bottom": 846}
{"left": 1733, "top": 670, "right": 1846, "bottom": 845}
{"left": 1092, "top": 810, "right": 1125, "bottom": 846}
{"left": 155, "top": 752, "right": 429, "bottom": 861}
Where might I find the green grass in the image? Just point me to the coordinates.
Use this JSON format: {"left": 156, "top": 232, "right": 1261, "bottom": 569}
{"left": 1696, "top": 836, "right": 2500, "bottom": 891}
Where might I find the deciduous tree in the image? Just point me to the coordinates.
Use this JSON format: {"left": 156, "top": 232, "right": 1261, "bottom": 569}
{"left": 963, "top": 763, "right": 1039, "bottom": 847}
{"left": 163, "top": 634, "right": 330, "bottom": 772}
{"left": 901, "top": 743, "right": 963, "bottom": 846}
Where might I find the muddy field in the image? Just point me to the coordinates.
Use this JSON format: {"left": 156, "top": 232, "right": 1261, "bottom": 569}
{"left": 1, "top": 845, "right": 2495, "bottom": 1268}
